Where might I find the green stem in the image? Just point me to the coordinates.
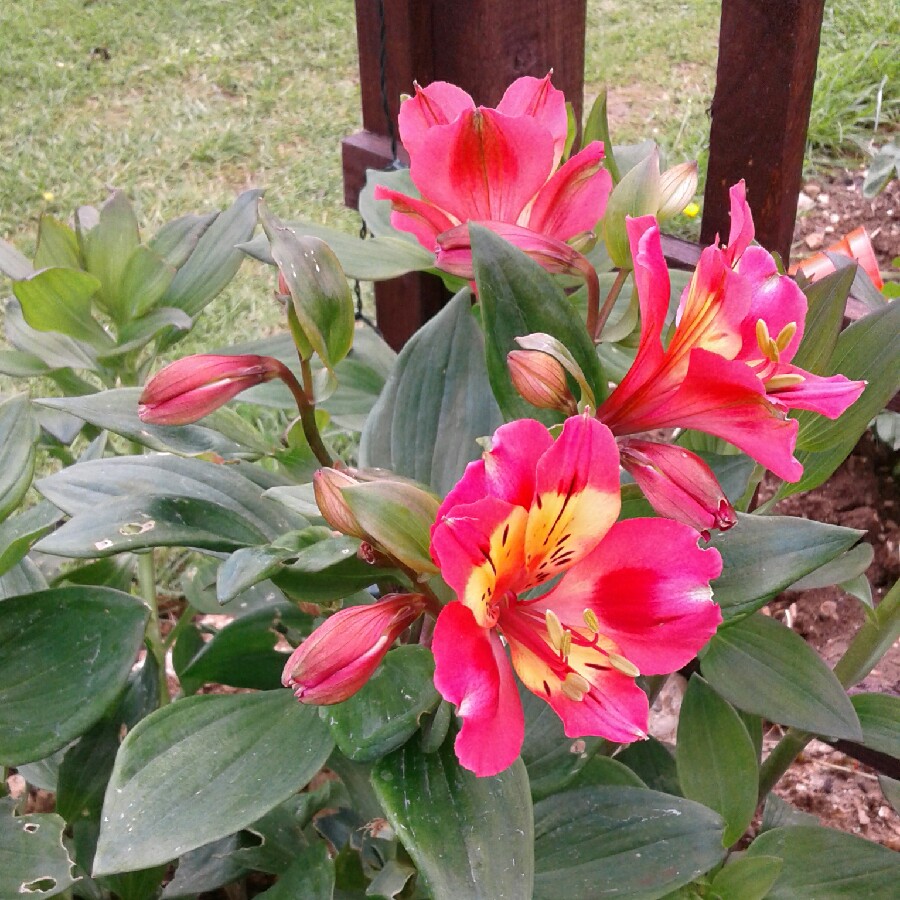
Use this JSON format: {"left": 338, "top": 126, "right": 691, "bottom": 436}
{"left": 138, "top": 551, "right": 170, "bottom": 706}
{"left": 273, "top": 360, "right": 332, "bottom": 467}
{"left": 736, "top": 463, "right": 766, "bottom": 513}
{"left": 593, "top": 268, "right": 628, "bottom": 343}
{"left": 163, "top": 602, "right": 197, "bottom": 651}
{"left": 757, "top": 579, "right": 899, "bottom": 800}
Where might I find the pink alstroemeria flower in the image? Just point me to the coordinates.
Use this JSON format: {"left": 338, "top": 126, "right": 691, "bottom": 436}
{"left": 374, "top": 74, "right": 612, "bottom": 277}
{"left": 597, "top": 182, "right": 866, "bottom": 486}
{"left": 430, "top": 415, "right": 722, "bottom": 777}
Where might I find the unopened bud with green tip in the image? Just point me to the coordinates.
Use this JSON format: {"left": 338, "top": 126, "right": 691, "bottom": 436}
{"left": 313, "top": 466, "right": 367, "bottom": 540}
{"left": 508, "top": 349, "right": 578, "bottom": 414}
{"left": 657, "top": 160, "right": 699, "bottom": 222}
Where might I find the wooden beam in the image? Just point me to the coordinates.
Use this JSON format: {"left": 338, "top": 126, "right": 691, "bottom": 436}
{"left": 701, "top": 0, "right": 825, "bottom": 265}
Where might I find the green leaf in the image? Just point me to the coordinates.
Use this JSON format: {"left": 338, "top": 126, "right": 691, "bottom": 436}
{"left": 708, "top": 855, "right": 783, "bottom": 900}
{"left": 614, "top": 738, "right": 681, "bottom": 796}
{"left": 358, "top": 167, "right": 425, "bottom": 242}
{"left": 0, "top": 501, "right": 62, "bottom": 577}
{"left": 160, "top": 834, "right": 251, "bottom": 898}
{"left": 13, "top": 267, "right": 111, "bottom": 346}
{"left": 0, "top": 395, "right": 40, "bottom": 522}
{"left": 97, "top": 307, "right": 193, "bottom": 359}
{"left": 35, "top": 388, "right": 261, "bottom": 458}
{"left": 371, "top": 736, "right": 534, "bottom": 899}
{"left": 33, "top": 215, "right": 81, "bottom": 270}
{"left": 745, "top": 825, "right": 900, "bottom": 898}
{"left": 533, "top": 786, "right": 725, "bottom": 900}
{"left": 0, "top": 587, "right": 149, "bottom": 765}
{"left": 81, "top": 190, "right": 142, "bottom": 323}
{"left": 360, "top": 288, "right": 503, "bottom": 496}
{"left": 149, "top": 211, "right": 218, "bottom": 270}
{"left": 472, "top": 223, "right": 606, "bottom": 417}
{"left": 154, "top": 189, "right": 261, "bottom": 320}
{"left": 0, "top": 237, "right": 35, "bottom": 280}
{"left": 602, "top": 148, "right": 661, "bottom": 268}
{"left": 701, "top": 613, "right": 862, "bottom": 740}
{"left": 676, "top": 675, "right": 758, "bottom": 846}
{"left": 707, "top": 512, "right": 864, "bottom": 620}
{"left": 851, "top": 693, "right": 900, "bottom": 759}
{"left": 93, "top": 690, "right": 334, "bottom": 874}
{"left": 582, "top": 88, "right": 619, "bottom": 182}
{"left": 3, "top": 299, "right": 97, "bottom": 371}
{"left": 0, "top": 799, "right": 78, "bottom": 899}
{"left": 254, "top": 843, "right": 335, "bottom": 900}
{"left": 326, "top": 646, "right": 440, "bottom": 762}
{"left": 791, "top": 266, "right": 855, "bottom": 375}
{"left": 259, "top": 201, "right": 354, "bottom": 370}
{"left": 786, "top": 541, "right": 873, "bottom": 592}
{"left": 0, "top": 557, "right": 48, "bottom": 600}
{"left": 776, "top": 300, "right": 900, "bottom": 500}
{"left": 562, "top": 755, "right": 646, "bottom": 791}
{"left": 863, "top": 142, "right": 900, "bottom": 199}
{"left": 519, "top": 684, "right": 603, "bottom": 800}
{"left": 342, "top": 480, "right": 440, "bottom": 573}
{"left": 118, "top": 245, "right": 177, "bottom": 319}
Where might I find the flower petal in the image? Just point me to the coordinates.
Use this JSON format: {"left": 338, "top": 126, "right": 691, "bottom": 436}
{"left": 724, "top": 180, "right": 754, "bottom": 265}
{"left": 373, "top": 185, "right": 457, "bottom": 252}
{"left": 766, "top": 365, "right": 866, "bottom": 419}
{"left": 525, "top": 143, "right": 612, "bottom": 241}
{"left": 525, "top": 415, "right": 621, "bottom": 584}
{"left": 496, "top": 73, "right": 569, "bottom": 168}
{"left": 545, "top": 518, "right": 722, "bottom": 674}
{"left": 398, "top": 81, "right": 475, "bottom": 156}
{"left": 433, "top": 602, "right": 525, "bottom": 776}
{"left": 431, "top": 496, "right": 528, "bottom": 626}
{"left": 410, "top": 107, "right": 555, "bottom": 225}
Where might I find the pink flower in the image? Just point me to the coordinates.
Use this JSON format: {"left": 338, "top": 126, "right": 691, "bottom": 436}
{"left": 282, "top": 593, "right": 428, "bottom": 705}
{"left": 374, "top": 74, "right": 612, "bottom": 278}
{"left": 138, "top": 354, "right": 287, "bottom": 425}
{"left": 596, "top": 182, "right": 866, "bottom": 485}
{"left": 430, "top": 415, "right": 722, "bottom": 777}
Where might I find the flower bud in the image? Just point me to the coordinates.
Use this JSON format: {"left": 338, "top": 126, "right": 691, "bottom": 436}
{"left": 281, "top": 593, "right": 429, "bottom": 704}
{"left": 619, "top": 439, "right": 736, "bottom": 538}
{"left": 789, "top": 226, "right": 883, "bottom": 290}
{"left": 138, "top": 354, "right": 286, "bottom": 425}
{"left": 657, "top": 161, "right": 699, "bottom": 222}
{"left": 508, "top": 349, "right": 578, "bottom": 414}
{"left": 313, "top": 467, "right": 367, "bottom": 539}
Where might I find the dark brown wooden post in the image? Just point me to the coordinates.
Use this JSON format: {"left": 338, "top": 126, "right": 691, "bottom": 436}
{"left": 701, "top": 0, "right": 826, "bottom": 265}
{"left": 343, "top": 0, "right": 588, "bottom": 350}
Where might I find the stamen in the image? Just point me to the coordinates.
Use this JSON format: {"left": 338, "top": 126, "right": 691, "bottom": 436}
{"left": 755, "top": 318, "right": 780, "bottom": 363}
{"left": 559, "top": 630, "right": 572, "bottom": 660}
{"left": 774, "top": 321, "right": 797, "bottom": 352}
{"left": 765, "top": 372, "right": 806, "bottom": 391}
{"left": 582, "top": 608, "right": 600, "bottom": 633}
{"left": 545, "top": 609, "right": 564, "bottom": 651}
{"left": 607, "top": 652, "right": 640, "bottom": 678}
{"left": 561, "top": 671, "right": 591, "bottom": 702}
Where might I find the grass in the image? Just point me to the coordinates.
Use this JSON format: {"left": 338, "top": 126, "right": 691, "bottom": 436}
{"left": 1, "top": 0, "right": 896, "bottom": 348}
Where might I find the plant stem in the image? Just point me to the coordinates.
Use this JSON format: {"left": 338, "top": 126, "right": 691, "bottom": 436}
{"left": 593, "top": 267, "right": 629, "bottom": 343}
{"left": 736, "top": 463, "right": 766, "bottom": 512}
{"left": 272, "top": 360, "right": 333, "bottom": 467}
{"left": 163, "top": 603, "right": 197, "bottom": 651}
{"left": 757, "top": 579, "right": 899, "bottom": 800}
{"left": 138, "top": 551, "right": 170, "bottom": 706}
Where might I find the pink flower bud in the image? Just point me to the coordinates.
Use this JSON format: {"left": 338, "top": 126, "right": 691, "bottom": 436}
{"left": 619, "top": 439, "right": 737, "bottom": 538}
{"left": 313, "top": 467, "right": 367, "bottom": 539}
{"left": 508, "top": 349, "right": 578, "bottom": 414}
{"left": 281, "top": 593, "right": 429, "bottom": 704}
{"left": 138, "top": 354, "right": 285, "bottom": 425}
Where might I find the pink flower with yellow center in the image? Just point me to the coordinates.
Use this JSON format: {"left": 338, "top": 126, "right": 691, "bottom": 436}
{"left": 374, "top": 74, "right": 612, "bottom": 279}
{"left": 430, "top": 414, "right": 723, "bottom": 777}
{"left": 598, "top": 182, "right": 866, "bottom": 487}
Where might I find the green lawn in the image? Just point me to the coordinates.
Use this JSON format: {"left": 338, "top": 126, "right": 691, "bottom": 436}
{"left": 1, "top": 0, "right": 896, "bottom": 345}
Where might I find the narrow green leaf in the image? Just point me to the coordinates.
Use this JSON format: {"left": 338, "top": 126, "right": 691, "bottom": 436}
{"left": 148, "top": 211, "right": 217, "bottom": 270}
{"left": 254, "top": 843, "right": 335, "bottom": 899}
{"left": 562, "top": 755, "right": 646, "bottom": 791}
{"left": 3, "top": 299, "right": 96, "bottom": 371}
{"left": 118, "top": 245, "right": 177, "bottom": 319}
{"left": 791, "top": 266, "right": 855, "bottom": 375}
{"left": 98, "top": 307, "right": 192, "bottom": 360}
{"left": 33, "top": 215, "right": 81, "bottom": 270}
{"left": 93, "top": 691, "right": 334, "bottom": 874}
{"left": 701, "top": 613, "right": 862, "bottom": 740}
{"left": 472, "top": 223, "right": 605, "bottom": 418}
{"left": 0, "top": 237, "right": 35, "bottom": 280}
{"left": 0, "top": 557, "right": 48, "bottom": 600}
{"left": 707, "top": 512, "right": 864, "bottom": 620}
{"left": 614, "top": 738, "right": 681, "bottom": 796}
{"left": 360, "top": 288, "right": 503, "bottom": 496}
{"left": 13, "top": 267, "right": 111, "bottom": 346}
{"left": 745, "top": 825, "right": 900, "bottom": 898}
{"left": 0, "top": 395, "right": 40, "bottom": 522}
{"left": 708, "top": 855, "right": 783, "bottom": 900}
{"left": 602, "top": 148, "right": 661, "bottom": 267}
{"left": 533, "top": 786, "right": 725, "bottom": 900}
{"left": 371, "top": 737, "right": 534, "bottom": 899}
{"left": 0, "top": 799, "right": 77, "bottom": 899}
{"left": 786, "top": 542, "right": 873, "bottom": 592}
{"left": 0, "top": 588, "right": 149, "bottom": 765}
{"left": 0, "top": 502, "right": 63, "bottom": 577}
{"left": 160, "top": 834, "right": 250, "bottom": 898}
{"left": 676, "top": 675, "right": 758, "bottom": 846}
{"left": 582, "top": 88, "right": 619, "bottom": 182}
{"left": 851, "top": 693, "right": 900, "bottom": 759}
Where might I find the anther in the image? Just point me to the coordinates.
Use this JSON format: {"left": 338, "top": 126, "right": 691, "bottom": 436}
{"left": 774, "top": 321, "right": 797, "bottom": 353}
{"left": 545, "top": 609, "right": 564, "bottom": 651}
{"left": 582, "top": 608, "right": 600, "bottom": 633}
{"left": 607, "top": 652, "right": 640, "bottom": 678}
{"left": 561, "top": 671, "right": 591, "bottom": 701}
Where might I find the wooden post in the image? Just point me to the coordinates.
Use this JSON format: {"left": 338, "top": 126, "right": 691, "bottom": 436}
{"left": 343, "top": 0, "right": 588, "bottom": 350}
{"left": 701, "top": 0, "right": 826, "bottom": 264}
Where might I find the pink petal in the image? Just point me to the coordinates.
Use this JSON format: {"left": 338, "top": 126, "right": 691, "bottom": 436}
{"left": 373, "top": 185, "right": 457, "bottom": 252}
{"left": 433, "top": 602, "right": 525, "bottom": 776}
{"left": 546, "top": 518, "right": 723, "bottom": 674}
{"left": 724, "top": 180, "right": 754, "bottom": 265}
{"left": 524, "top": 414, "right": 621, "bottom": 584}
{"left": 767, "top": 365, "right": 866, "bottom": 419}
{"left": 410, "top": 107, "right": 555, "bottom": 225}
{"left": 619, "top": 439, "right": 737, "bottom": 534}
{"left": 525, "top": 143, "right": 612, "bottom": 241}
{"left": 398, "top": 81, "right": 475, "bottom": 156}
{"left": 496, "top": 73, "right": 569, "bottom": 168}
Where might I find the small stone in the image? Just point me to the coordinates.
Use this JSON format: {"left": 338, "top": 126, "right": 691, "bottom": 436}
{"left": 858, "top": 809, "right": 870, "bottom": 826}
{"left": 805, "top": 232, "right": 825, "bottom": 250}
{"left": 816, "top": 193, "right": 830, "bottom": 205}
{"left": 824, "top": 226, "right": 835, "bottom": 234}
{"left": 829, "top": 212, "right": 841, "bottom": 224}
{"left": 798, "top": 193, "right": 815, "bottom": 212}
{"left": 820, "top": 600, "right": 838, "bottom": 619}
{"left": 804, "top": 182, "right": 822, "bottom": 198}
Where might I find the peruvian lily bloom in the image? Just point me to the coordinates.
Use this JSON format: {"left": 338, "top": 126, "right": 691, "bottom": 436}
{"left": 596, "top": 182, "right": 866, "bottom": 485}
{"left": 282, "top": 593, "right": 428, "bottom": 705}
{"left": 374, "top": 74, "right": 612, "bottom": 278}
{"left": 138, "top": 354, "right": 288, "bottom": 425}
{"left": 430, "top": 415, "right": 723, "bottom": 777}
